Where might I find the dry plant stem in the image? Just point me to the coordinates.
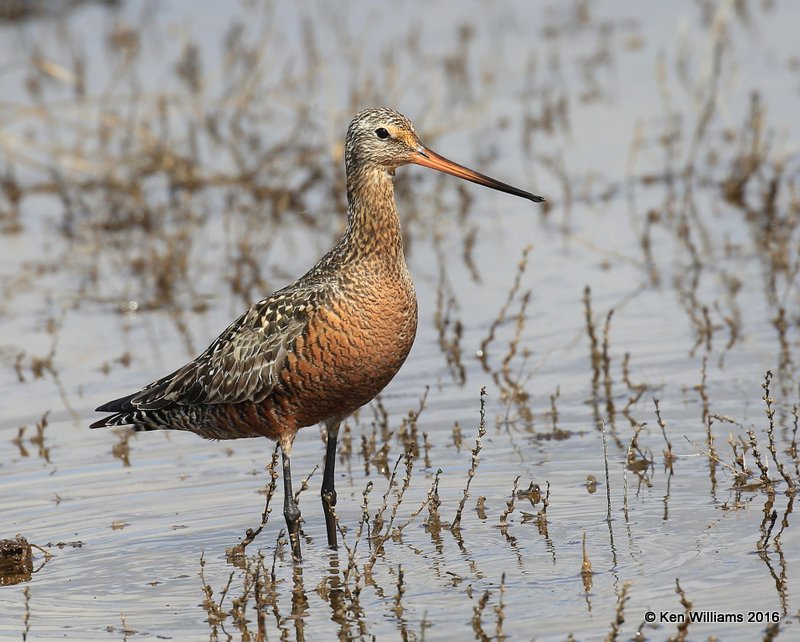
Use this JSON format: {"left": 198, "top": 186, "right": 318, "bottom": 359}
{"left": 392, "top": 471, "right": 445, "bottom": 543}
{"left": 495, "top": 572, "right": 507, "bottom": 641}
{"left": 622, "top": 437, "right": 632, "bottom": 522}
{"left": 434, "top": 255, "right": 466, "bottom": 384}
{"left": 761, "top": 371, "right": 796, "bottom": 491}
{"left": 772, "top": 497, "right": 793, "bottom": 550}
{"left": 385, "top": 454, "right": 414, "bottom": 535}
{"left": 537, "top": 481, "right": 550, "bottom": 517}
{"left": 31, "top": 411, "right": 51, "bottom": 463}
{"left": 747, "top": 430, "right": 773, "bottom": 489}
{"left": 426, "top": 468, "right": 443, "bottom": 527}
{"left": 758, "top": 503, "right": 778, "bottom": 551}
{"left": 791, "top": 405, "right": 800, "bottom": 479}
{"left": 584, "top": 286, "right": 601, "bottom": 385}
{"left": 462, "top": 223, "right": 480, "bottom": 283}
{"left": 584, "top": 286, "right": 603, "bottom": 429}
{"left": 695, "top": 356, "right": 709, "bottom": 426}
{"left": 341, "top": 480, "right": 374, "bottom": 584}
{"left": 366, "top": 453, "right": 419, "bottom": 574}
{"left": 604, "top": 581, "right": 630, "bottom": 642}
{"left": 670, "top": 579, "right": 693, "bottom": 642}
{"left": 601, "top": 421, "right": 612, "bottom": 524}
{"left": 601, "top": 420, "right": 617, "bottom": 560}
{"left": 549, "top": 386, "right": 560, "bottom": 432}
{"left": 453, "top": 387, "right": 487, "bottom": 530}
{"left": 372, "top": 454, "right": 406, "bottom": 539}
{"left": 22, "top": 587, "right": 30, "bottom": 642}
{"left": 763, "top": 498, "right": 792, "bottom": 611}
{"left": 228, "top": 444, "right": 280, "bottom": 558}
{"left": 361, "top": 469, "right": 440, "bottom": 584}
{"left": 229, "top": 561, "right": 255, "bottom": 635}
{"left": 336, "top": 516, "right": 360, "bottom": 587}
{"left": 252, "top": 554, "right": 268, "bottom": 639}
{"left": 471, "top": 590, "right": 492, "bottom": 642}
{"left": 422, "top": 432, "right": 432, "bottom": 469}
{"left": 294, "top": 464, "right": 319, "bottom": 502}
{"left": 393, "top": 564, "right": 405, "bottom": 619}
{"left": 705, "top": 416, "right": 718, "bottom": 491}
{"left": 716, "top": 429, "right": 753, "bottom": 487}
{"left": 29, "top": 542, "right": 53, "bottom": 565}
{"left": 500, "top": 290, "right": 531, "bottom": 389}
{"left": 763, "top": 622, "right": 782, "bottom": 642}
{"left": 478, "top": 245, "right": 532, "bottom": 370}
{"left": 581, "top": 531, "right": 593, "bottom": 593}
{"left": 601, "top": 309, "right": 616, "bottom": 425}
{"left": 653, "top": 397, "right": 675, "bottom": 467}
{"left": 199, "top": 552, "right": 232, "bottom": 628}
{"left": 499, "top": 476, "right": 521, "bottom": 529}
{"left": 267, "top": 535, "right": 285, "bottom": 633}
{"left": 400, "top": 386, "right": 430, "bottom": 456}
{"left": 621, "top": 353, "right": 647, "bottom": 420}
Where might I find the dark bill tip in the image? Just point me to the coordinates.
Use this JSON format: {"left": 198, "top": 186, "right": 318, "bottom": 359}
{"left": 412, "top": 147, "right": 544, "bottom": 204}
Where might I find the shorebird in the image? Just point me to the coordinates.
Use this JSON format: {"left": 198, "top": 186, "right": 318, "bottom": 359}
{"left": 92, "top": 108, "right": 543, "bottom": 560}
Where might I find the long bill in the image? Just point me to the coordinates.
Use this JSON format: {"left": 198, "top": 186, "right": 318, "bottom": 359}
{"left": 412, "top": 146, "right": 544, "bottom": 203}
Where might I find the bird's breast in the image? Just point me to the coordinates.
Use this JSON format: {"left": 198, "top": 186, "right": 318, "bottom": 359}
{"left": 275, "top": 268, "right": 418, "bottom": 426}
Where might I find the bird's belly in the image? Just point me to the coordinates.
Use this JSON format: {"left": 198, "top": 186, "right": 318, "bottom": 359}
{"left": 278, "top": 287, "right": 418, "bottom": 427}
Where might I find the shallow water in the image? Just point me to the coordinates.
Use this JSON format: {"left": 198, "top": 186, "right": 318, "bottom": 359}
{"left": 1, "top": 0, "right": 799, "bottom": 640}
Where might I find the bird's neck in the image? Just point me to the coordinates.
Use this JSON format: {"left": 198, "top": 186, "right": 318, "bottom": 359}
{"left": 341, "top": 165, "right": 405, "bottom": 265}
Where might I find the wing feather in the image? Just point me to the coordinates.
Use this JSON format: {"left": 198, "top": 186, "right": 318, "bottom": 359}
{"left": 126, "top": 286, "right": 321, "bottom": 410}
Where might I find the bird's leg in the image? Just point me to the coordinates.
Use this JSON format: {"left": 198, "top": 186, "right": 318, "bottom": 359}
{"left": 280, "top": 437, "right": 302, "bottom": 561}
{"left": 321, "top": 420, "right": 341, "bottom": 548}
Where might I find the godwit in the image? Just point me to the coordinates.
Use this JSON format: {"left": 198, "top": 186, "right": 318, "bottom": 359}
{"left": 92, "top": 108, "right": 543, "bottom": 559}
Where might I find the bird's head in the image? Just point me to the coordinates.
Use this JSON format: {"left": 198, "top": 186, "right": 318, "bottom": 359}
{"left": 344, "top": 107, "right": 544, "bottom": 203}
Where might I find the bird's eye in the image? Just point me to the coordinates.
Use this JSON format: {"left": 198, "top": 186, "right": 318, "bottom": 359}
{"left": 375, "top": 127, "right": 390, "bottom": 139}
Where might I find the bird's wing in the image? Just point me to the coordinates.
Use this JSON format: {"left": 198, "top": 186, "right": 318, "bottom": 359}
{"left": 125, "top": 285, "right": 324, "bottom": 410}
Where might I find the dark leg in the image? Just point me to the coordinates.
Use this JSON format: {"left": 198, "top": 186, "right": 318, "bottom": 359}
{"left": 321, "top": 421, "right": 341, "bottom": 548}
{"left": 281, "top": 445, "right": 302, "bottom": 561}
